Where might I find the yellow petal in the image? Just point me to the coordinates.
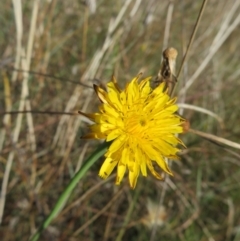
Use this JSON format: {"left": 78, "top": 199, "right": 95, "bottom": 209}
{"left": 94, "top": 85, "right": 109, "bottom": 104}
{"left": 126, "top": 76, "right": 140, "bottom": 105}
{"left": 111, "top": 76, "right": 121, "bottom": 92}
{"left": 107, "top": 82, "right": 122, "bottom": 110}
{"left": 100, "top": 104, "right": 119, "bottom": 118}
{"left": 120, "top": 145, "right": 129, "bottom": 165}
{"left": 108, "top": 135, "right": 126, "bottom": 153}
{"left": 140, "top": 162, "right": 147, "bottom": 177}
{"left": 119, "top": 91, "right": 126, "bottom": 106}
{"left": 155, "top": 155, "right": 173, "bottom": 176}
{"left": 139, "top": 77, "right": 151, "bottom": 94}
{"left": 116, "top": 163, "right": 126, "bottom": 185}
{"left": 129, "top": 162, "right": 140, "bottom": 189}
{"left": 152, "top": 139, "right": 179, "bottom": 156}
{"left": 146, "top": 159, "right": 163, "bottom": 180}
{"left": 134, "top": 145, "right": 148, "bottom": 176}
{"left": 99, "top": 158, "right": 118, "bottom": 179}
{"left": 106, "top": 129, "right": 121, "bottom": 142}
{"left": 90, "top": 123, "right": 114, "bottom": 134}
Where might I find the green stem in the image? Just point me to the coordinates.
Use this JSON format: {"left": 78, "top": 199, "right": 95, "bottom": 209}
{"left": 29, "top": 142, "right": 109, "bottom": 241}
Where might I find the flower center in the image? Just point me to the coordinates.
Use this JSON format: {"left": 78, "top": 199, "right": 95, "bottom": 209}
{"left": 139, "top": 118, "right": 147, "bottom": 126}
{"left": 124, "top": 109, "right": 148, "bottom": 138}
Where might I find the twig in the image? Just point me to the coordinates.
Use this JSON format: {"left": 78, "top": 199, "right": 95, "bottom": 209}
{"left": 177, "top": 103, "right": 224, "bottom": 129}
{"left": 189, "top": 128, "right": 240, "bottom": 150}
{"left": 0, "top": 72, "right": 12, "bottom": 151}
{"left": 177, "top": 0, "right": 208, "bottom": 79}
{"left": 7, "top": 67, "right": 92, "bottom": 88}
{"left": 11, "top": 0, "right": 23, "bottom": 82}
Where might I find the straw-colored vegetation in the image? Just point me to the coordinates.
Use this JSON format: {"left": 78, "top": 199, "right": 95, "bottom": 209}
{"left": 1, "top": 0, "right": 240, "bottom": 240}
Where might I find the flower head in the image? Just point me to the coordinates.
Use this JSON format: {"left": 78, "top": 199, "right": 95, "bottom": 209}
{"left": 80, "top": 74, "right": 186, "bottom": 189}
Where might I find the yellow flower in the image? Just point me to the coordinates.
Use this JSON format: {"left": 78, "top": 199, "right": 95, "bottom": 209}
{"left": 79, "top": 74, "right": 186, "bottom": 189}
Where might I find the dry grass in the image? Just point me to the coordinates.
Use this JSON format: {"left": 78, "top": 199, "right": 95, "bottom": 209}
{"left": 1, "top": 0, "right": 240, "bottom": 240}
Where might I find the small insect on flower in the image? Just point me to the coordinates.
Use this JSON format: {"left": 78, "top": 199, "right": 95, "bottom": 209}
{"left": 79, "top": 74, "right": 187, "bottom": 189}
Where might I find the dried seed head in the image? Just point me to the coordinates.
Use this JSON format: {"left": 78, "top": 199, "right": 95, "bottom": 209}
{"left": 141, "top": 199, "right": 167, "bottom": 228}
